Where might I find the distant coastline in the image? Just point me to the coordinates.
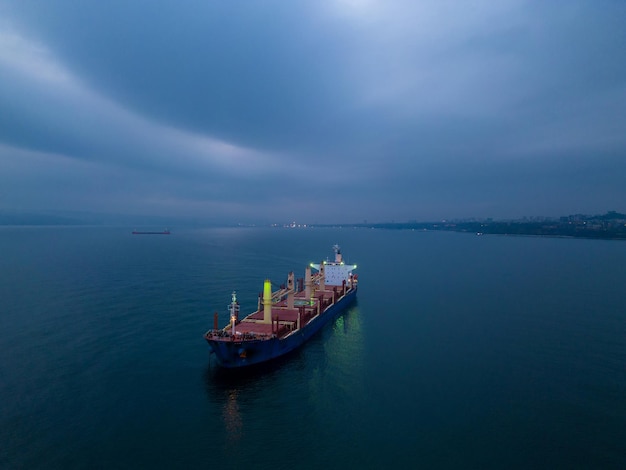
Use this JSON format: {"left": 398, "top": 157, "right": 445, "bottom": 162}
{"left": 2, "top": 210, "right": 625, "bottom": 240}
{"left": 311, "top": 211, "right": 626, "bottom": 240}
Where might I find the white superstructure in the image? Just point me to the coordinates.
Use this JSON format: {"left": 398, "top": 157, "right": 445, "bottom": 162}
{"left": 310, "top": 245, "right": 357, "bottom": 286}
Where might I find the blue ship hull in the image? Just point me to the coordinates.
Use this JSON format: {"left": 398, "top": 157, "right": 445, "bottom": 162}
{"left": 206, "top": 287, "right": 357, "bottom": 368}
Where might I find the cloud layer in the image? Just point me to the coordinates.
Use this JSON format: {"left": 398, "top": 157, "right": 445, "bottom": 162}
{"left": 1, "top": 0, "right": 625, "bottom": 223}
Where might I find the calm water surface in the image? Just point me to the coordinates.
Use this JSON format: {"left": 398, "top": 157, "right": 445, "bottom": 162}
{"left": 1, "top": 226, "right": 625, "bottom": 468}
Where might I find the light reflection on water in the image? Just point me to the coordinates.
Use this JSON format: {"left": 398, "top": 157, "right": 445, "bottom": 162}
{"left": 223, "top": 390, "right": 243, "bottom": 444}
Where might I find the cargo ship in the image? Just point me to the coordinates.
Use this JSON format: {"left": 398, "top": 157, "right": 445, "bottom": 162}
{"left": 204, "top": 245, "right": 358, "bottom": 368}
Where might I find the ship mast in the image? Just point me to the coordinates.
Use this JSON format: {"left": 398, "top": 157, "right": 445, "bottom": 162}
{"left": 229, "top": 291, "right": 239, "bottom": 335}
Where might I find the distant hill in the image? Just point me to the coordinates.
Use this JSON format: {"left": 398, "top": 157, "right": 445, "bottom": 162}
{"left": 0, "top": 210, "right": 199, "bottom": 227}
{"left": 0, "top": 212, "right": 83, "bottom": 226}
{"left": 594, "top": 211, "right": 626, "bottom": 220}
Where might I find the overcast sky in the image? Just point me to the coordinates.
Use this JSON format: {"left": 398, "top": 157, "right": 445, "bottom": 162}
{"left": 1, "top": 1, "right": 625, "bottom": 224}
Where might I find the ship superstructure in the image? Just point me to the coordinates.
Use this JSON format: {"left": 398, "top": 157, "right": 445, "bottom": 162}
{"left": 204, "top": 245, "right": 358, "bottom": 368}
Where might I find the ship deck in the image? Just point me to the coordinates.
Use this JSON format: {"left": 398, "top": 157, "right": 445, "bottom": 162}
{"left": 209, "top": 285, "right": 352, "bottom": 340}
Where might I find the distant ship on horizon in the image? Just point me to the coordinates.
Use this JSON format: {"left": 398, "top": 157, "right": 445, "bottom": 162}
{"left": 131, "top": 229, "right": 170, "bottom": 235}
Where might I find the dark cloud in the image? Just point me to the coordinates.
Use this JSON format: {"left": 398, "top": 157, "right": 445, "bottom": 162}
{"left": 1, "top": 0, "right": 625, "bottom": 223}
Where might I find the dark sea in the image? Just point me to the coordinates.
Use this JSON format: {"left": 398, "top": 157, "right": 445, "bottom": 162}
{"left": 1, "top": 226, "right": 625, "bottom": 469}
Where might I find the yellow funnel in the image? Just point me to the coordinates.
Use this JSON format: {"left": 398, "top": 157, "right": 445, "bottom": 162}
{"left": 263, "top": 279, "right": 272, "bottom": 324}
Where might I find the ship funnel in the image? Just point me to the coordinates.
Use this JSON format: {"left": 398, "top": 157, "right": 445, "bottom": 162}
{"left": 334, "top": 244, "right": 342, "bottom": 263}
{"left": 263, "top": 279, "right": 272, "bottom": 324}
